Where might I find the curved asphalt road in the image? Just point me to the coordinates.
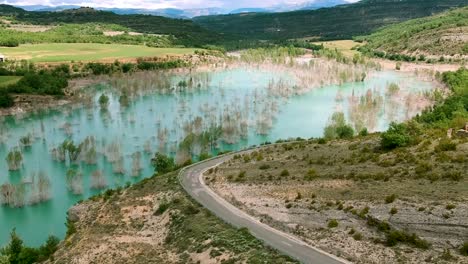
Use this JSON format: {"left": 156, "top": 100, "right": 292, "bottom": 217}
{"left": 179, "top": 150, "right": 350, "bottom": 264}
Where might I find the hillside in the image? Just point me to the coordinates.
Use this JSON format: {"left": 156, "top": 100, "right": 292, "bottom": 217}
{"left": 357, "top": 7, "right": 468, "bottom": 57}
{"left": 44, "top": 171, "right": 296, "bottom": 263}
{"left": 0, "top": 5, "right": 219, "bottom": 47}
{"left": 193, "top": 0, "right": 468, "bottom": 41}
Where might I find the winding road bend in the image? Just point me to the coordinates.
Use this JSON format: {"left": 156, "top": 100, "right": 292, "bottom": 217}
{"left": 179, "top": 152, "right": 349, "bottom": 264}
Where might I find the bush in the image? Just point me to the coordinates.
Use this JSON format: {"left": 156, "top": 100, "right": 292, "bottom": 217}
{"left": 7, "top": 71, "right": 68, "bottom": 95}
{"left": 0, "top": 91, "right": 14, "bottom": 108}
{"left": 359, "top": 128, "right": 369, "bottom": 136}
{"left": 259, "top": 164, "right": 271, "bottom": 170}
{"left": 385, "top": 230, "right": 430, "bottom": 249}
{"left": 446, "top": 204, "right": 456, "bottom": 210}
{"left": 280, "top": 169, "right": 290, "bottom": 177}
{"left": 336, "top": 125, "right": 355, "bottom": 139}
{"left": 324, "top": 112, "right": 354, "bottom": 140}
{"left": 353, "top": 232, "right": 363, "bottom": 241}
{"left": 435, "top": 139, "right": 457, "bottom": 152}
{"left": 154, "top": 201, "right": 170, "bottom": 215}
{"left": 304, "top": 169, "right": 317, "bottom": 181}
{"left": 1, "top": 230, "right": 60, "bottom": 263}
{"left": 442, "top": 171, "right": 463, "bottom": 181}
{"left": 151, "top": 153, "right": 176, "bottom": 175}
{"left": 460, "top": 242, "right": 468, "bottom": 256}
{"left": 385, "top": 194, "right": 397, "bottom": 204}
{"left": 390, "top": 207, "right": 398, "bottom": 215}
{"left": 380, "top": 122, "right": 411, "bottom": 150}
{"left": 328, "top": 219, "right": 339, "bottom": 228}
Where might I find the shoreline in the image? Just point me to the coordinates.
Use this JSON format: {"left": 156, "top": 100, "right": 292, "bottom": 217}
{"left": 0, "top": 56, "right": 462, "bottom": 118}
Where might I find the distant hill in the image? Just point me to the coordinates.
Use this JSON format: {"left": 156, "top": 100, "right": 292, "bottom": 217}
{"left": 0, "top": 4, "right": 26, "bottom": 15}
{"left": 193, "top": 0, "right": 468, "bottom": 41}
{"left": 0, "top": 5, "right": 219, "bottom": 47}
{"left": 229, "top": 8, "right": 270, "bottom": 14}
{"left": 16, "top": 5, "right": 225, "bottom": 19}
{"left": 357, "top": 6, "right": 468, "bottom": 56}
{"left": 11, "top": 1, "right": 352, "bottom": 19}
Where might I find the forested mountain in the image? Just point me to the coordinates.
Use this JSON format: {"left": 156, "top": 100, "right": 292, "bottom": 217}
{"left": 0, "top": 5, "right": 219, "bottom": 47}
{"left": 357, "top": 6, "right": 468, "bottom": 56}
{"left": 193, "top": 0, "right": 468, "bottom": 41}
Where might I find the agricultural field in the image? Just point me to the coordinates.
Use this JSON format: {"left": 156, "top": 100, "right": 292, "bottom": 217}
{"left": 0, "top": 76, "right": 21, "bottom": 87}
{"left": 0, "top": 43, "right": 197, "bottom": 63}
{"left": 313, "top": 40, "right": 361, "bottom": 57}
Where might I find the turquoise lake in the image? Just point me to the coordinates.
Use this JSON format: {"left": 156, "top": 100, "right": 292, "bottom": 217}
{"left": 0, "top": 66, "right": 435, "bottom": 246}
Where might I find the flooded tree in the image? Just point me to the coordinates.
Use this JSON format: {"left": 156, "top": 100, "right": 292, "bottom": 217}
{"left": 6, "top": 147, "right": 23, "bottom": 171}
{"left": 99, "top": 94, "right": 110, "bottom": 110}
{"left": 90, "top": 170, "right": 107, "bottom": 189}
{"left": 66, "top": 169, "right": 83, "bottom": 195}
{"left": 119, "top": 90, "right": 130, "bottom": 107}
{"left": 0, "top": 183, "right": 25, "bottom": 208}
{"left": 0, "top": 183, "right": 15, "bottom": 206}
{"left": 105, "top": 140, "right": 122, "bottom": 163}
{"left": 131, "top": 151, "right": 142, "bottom": 177}
{"left": 37, "top": 171, "right": 51, "bottom": 202}
{"left": 30, "top": 171, "right": 51, "bottom": 204}
{"left": 81, "top": 136, "right": 97, "bottom": 165}
{"left": 113, "top": 156, "right": 126, "bottom": 175}
{"left": 19, "top": 134, "right": 33, "bottom": 149}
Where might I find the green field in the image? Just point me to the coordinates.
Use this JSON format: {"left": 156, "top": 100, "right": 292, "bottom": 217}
{"left": 313, "top": 40, "right": 362, "bottom": 57}
{"left": 0, "top": 76, "right": 21, "bottom": 87}
{"left": 0, "top": 43, "right": 197, "bottom": 63}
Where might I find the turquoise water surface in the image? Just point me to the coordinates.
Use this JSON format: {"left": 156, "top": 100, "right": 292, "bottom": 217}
{"left": 0, "top": 66, "right": 434, "bottom": 246}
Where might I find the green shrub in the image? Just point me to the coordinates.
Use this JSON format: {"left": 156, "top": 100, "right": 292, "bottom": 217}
{"left": 390, "top": 207, "right": 398, "bottom": 215}
{"left": 381, "top": 122, "right": 411, "bottom": 150}
{"left": 460, "top": 242, "right": 468, "bottom": 256}
{"left": 317, "top": 138, "right": 327, "bottom": 144}
{"left": 236, "top": 171, "right": 247, "bottom": 181}
{"left": 280, "top": 169, "right": 290, "bottom": 177}
{"left": 359, "top": 128, "right": 369, "bottom": 136}
{"left": 0, "top": 91, "right": 14, "bottom": 108}
{"left": 328, "top": 219, "right": 339, "bottom": 228}
{"left": 385, "top": 230, "right": 430, "bottom": 249}
{"left": 353, "top": 232, "right": 363, "bottom": 241}
{"left": 385, "top": 194, "right": 397, "bottom": 204}
{"left": 304, "top": 169, "right": 317, "bottom": 181}
{"left": 435, "top": 139, "right": 457, "bottom": 152}
{"left": 442, "top": 171, "right": 463, "bottom": 181}
{"left": 154, "top": 201, "right": 170, "bottom": 215}
{"left": 446, "top": 204, "right": 456, "bottom": 210}
{"left": 259, "top": 164, "right": 271, "bottom": 170}
{"left": 151, "top": 153, "right": 175, "bottom": 175}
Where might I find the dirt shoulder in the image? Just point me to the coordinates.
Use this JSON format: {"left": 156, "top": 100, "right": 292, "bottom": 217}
{"left": 205, "top": 136, "right": 468, "bottom": 264}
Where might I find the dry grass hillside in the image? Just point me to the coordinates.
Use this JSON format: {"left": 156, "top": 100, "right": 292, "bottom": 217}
{"left": 206, "top": 135, "right": 468, "bottom": 263}
{"left": 49, "top": 171, "right": 296, "bottom": 264}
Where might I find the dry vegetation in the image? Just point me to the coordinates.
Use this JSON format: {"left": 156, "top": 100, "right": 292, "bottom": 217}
{"left": 206, "top": 135, "right": 468, "bottom": 263}
{"left": 48, "top": 171, "right": 296, "bottom": 264}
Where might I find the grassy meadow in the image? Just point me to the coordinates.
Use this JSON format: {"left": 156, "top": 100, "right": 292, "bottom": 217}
{"left": 0, "top": 43, "right": 197, "bottom": 63}
{"left": 0, "top": 76, "right": 21, "bottom": 87}
{"left": 313, "top": 40, "right": 362, "bottom": 57}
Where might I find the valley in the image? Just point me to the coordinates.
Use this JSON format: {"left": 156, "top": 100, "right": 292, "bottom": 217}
{"left": 0, "top": 1, "right": 466, "bottom": 263}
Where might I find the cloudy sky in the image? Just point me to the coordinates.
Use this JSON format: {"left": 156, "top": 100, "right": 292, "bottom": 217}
{"left": 2, "top": 0, "right": 360, "bottom": 10}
